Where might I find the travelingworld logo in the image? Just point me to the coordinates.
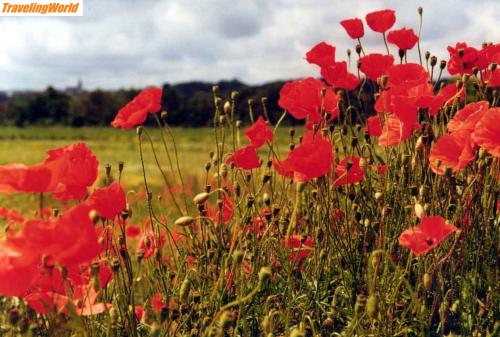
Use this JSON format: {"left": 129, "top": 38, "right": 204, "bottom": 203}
{"left": 1, "top": 0, "right": 82, "bottom": 16}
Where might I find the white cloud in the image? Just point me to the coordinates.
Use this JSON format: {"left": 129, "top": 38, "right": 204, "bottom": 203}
{"left": 0, "top": 0, "right": 498, "bottom": 90}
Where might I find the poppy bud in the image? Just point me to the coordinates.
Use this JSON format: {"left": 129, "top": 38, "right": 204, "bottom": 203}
{"left": 418, "top": 6, "right": 423, "bottom": 15}
{"left": 322, "top": 317, "right": 334, "bottom": 329}
{"left": 219, "top": 311, "right": 236, "bottom": 330}
{"left": 174, "top": 216, "right": 195, "bottom": 227}
{"left": 179, "top": 278, "right": 191, "bottom": 303}
{"left": 355, "top": 44, "right": 362, "bottom": 55}
{"left": 136, "top": 126, "right": 143, "bottom": 136}
{"left": 290, "top": 328, "right": 306, "bottom": 337}
{"left": 160, "top": 110, "right": 168, "bottom": 121}
{"left": 150, "top": 323, "right": 161, "bottom": 337}
{"left": 247, "top": 196, "right": 255, "bottom": 208}
{"left": 212, "top": 85, "right": 219, "bottom": 94}
{"left": 444, "top": 166, "right": 453, "bottom": 178}
{"left": 398, "top": 49, "right": 405, "bottom": 59}
{"left": 220, "top": 164, "right": 228, "bottom": 178}
{"left": 374, "top": 192, "right": 383, "bottom": 201}
{"left": 258, "top": 267, "right": 272, "bottom": 286}
{"left": 236, "top": 120, "right": 242, "bottom": 128}
{"left": 491, "top": 63, "right": 497, "bottom": 71}
{"left": 222, "top": 101, "right": 231, "bottom": 116}
{"left": 423, "top": 272, "right": 432, "bottom": 291}
{"left": 261, "top": 96, "right": 268, "bottom": 104}
{"left": 193, "top": 192, "right": 210, "bottom": 205}
{"left": 232, "top": 250, "right": 244, "bottom": 264}
{"left": 263, "top": 193, "right": 271, "bottom": 206}
{"left": 105, "top": 163, "right": 112, "bottom": 178}
{"left": 347, "top": 49, "right": 351, "bottom": 57}
{"left": 366, "top": 294, "right": 379, "bottom": 319}
{"left": 219, "top": 115, "right": 226, "bottom": 124}
{"left": 430, "top": 56, "right": 437, "bottom": 67}
{"left": 425, "top": 51, "right": 430, "bottom": 61}
{"left": 262, "top": 174, "right": 271, "bottom": 185}
{"left": 419, "top": 185, "right": 429, "bottom": 199}
{"left": 109, "top": 307, "right": 119, "bottom": 324}
{"left": 354, "top": 294, "right": 366, "bottom": 316}
{"left": 231, "top": 91, "right": 239, "bottom": 100}
{"left": 414, "top": 203, "right": 425, "bottom": 219}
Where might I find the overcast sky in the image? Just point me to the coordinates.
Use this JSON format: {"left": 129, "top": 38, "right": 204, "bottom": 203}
{"left": 0, "top": 0, "right": 498, "bottom": 90}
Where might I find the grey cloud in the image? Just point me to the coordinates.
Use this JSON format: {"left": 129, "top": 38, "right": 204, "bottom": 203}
{"left": 0, "top": 0, "right": 498, "bottom": 90}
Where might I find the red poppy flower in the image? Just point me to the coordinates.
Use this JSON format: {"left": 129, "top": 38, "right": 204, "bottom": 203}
{"left": 305, "top": 42, "right": 335, "bottom": 68}
{"left": 126, "top": 225, "right": 141, "bottom": 238}
{"left": 335, "top": 156, "right": 364, "bottom": 186}
{"left": 280, "top": 135, "right": 333, "bottom": 182}
{"left": 387, "top": 63, "right": 428, "bottom": 88}
{"left": 485, "top": 69, "right": 500, "bottom": 88}
{"left": 286, "top": 235, "right": 314, "bottom": 264}
{"left": 399, "top": 216, "right": 457, "bottom": 256}
{"left": 359, "top": 53, "right": 394, "bottom": 81}
{"left": 273, "top": 159, "right": 294, "bottom": 179}
{"left": 474, "top": 107, "right": 500, "bottom": 157}
{"left": 138, "top": 231, "right": 165, "bottom": 259}
{"left": 447, "top": 42, "right": 480, "bottom": 75}
{"left": 71, "top": 285, "right": 112, "bottom": 316}
{"left": 44, "top": 143, "right": 99, "bottom": 200}
{"left": 207, "top": 196, "right": 234, "bottom": 224}
{"left": 151, "top": 292, "right": 165, "bottom": 313}
{"left": 429, "top": 130, "right": 475, "bottom": 175}
{"left": 378, "top": 114, "right": 414, "bottom": 147}
{"left": 0, "top": 164, "right": 51, "bottom": 194}
{"left": 244, "top": 116, "right": 273, "bottom": 148}
{"left": 447, "top": 101, "right": 489, "bottom": 134}
{"left": 86, "top": 182, "right": 126, "bottom": 220}
{"left": 111, "top": 87, "right": 162, "bottom": 129}
{"left": 278, "top": 78, "right": 323, "bottom": 120}
{"left": 478, "top": 43, "right": 500, "bottom": 69}
{"left": 387, "top": 27, "right": 419, "bottom": 50}
{"left": 340, "top": 18, "right": 364, "bottom": 39}
{"left": 278, "top": 77, "right": 339, "bottom": 123}
{"left": 321, "top": 61, "right": 360, "bottom": 90}
{"left": 135, "top": 305, "right": 144, "bottom": 321}
{"left": 365, "top": 9, "right": 396, "bottom": 33}
{"left": 226, "top": 145, "right": 260, "bottom": 170}
{"left": 365, "top": 115, "right": 383, "bottom": 137}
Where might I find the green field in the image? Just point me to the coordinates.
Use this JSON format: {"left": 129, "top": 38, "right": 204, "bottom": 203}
{"left": 0, "top": 126, "right": 220, "bottom": 188}
{"left": 0, "top": 126, "right": 293, "bottom": 188}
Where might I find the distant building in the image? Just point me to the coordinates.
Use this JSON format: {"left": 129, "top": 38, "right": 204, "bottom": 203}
{"left": 65, "top": 79, "right": 84, "bottom": 96}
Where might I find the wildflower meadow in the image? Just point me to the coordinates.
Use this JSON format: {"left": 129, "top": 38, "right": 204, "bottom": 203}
{"left": 0, "top": 7, "right": 499, "bottom": 337}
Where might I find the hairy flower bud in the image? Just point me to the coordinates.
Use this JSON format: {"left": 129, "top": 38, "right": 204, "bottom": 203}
{"left": 174, "top": 216, "right": 195, "bottom": 227}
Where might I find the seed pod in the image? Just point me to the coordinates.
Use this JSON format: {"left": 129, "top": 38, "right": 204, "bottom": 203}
{"left": 430, "top": 56, "right": 437, "bottom": 67}
{"left": 8, "top": 308, "right": 20, "bottom": 325}
{"left": 193, "top": 192, "right": 210, "bottom": 205}
{"left": 174, "top": 216, "right": 195, "bottom": 227}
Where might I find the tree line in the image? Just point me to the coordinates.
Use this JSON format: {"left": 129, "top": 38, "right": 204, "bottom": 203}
{"left": 0, "top": 80, "right": 294, "bottom": 127}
